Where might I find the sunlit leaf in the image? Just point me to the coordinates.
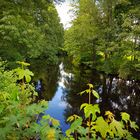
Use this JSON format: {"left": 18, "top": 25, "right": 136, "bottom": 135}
{"left": 81, "top": 104, "right": 100, "bottom": 120}
{"left": 79, "top": 90, "right": 86, "bottom": 95}
{"left": 121, "top": 112, "right": 130, "bottom": 123}
{"left": 67, "top": 114, "right": 80, "bottom": 122}
{"left": 110, "top": 119, "right": 126, "bottom": 138}
{"left": 14, "top": 68, "right": 34, "bottom": 83}
{"left": 47, "top": 129, "right": 55, "bottom": 140}
{"left": 92, "top": 90, "right": 99, "bottom": 99}
{"left": 77, "top": 126, "right": 87, "bottom": 136}
{"left": 80, "top": 103, "right": 88, "bottom": 110}
{"left": 16, "top": 61, "right": 30, "bottom": 66}
{"left": 51, "top": 118, "right": 60, "bottom": 126}
{"left": 87, "top": 83, "right": 93, "bottom": 89}
{"left": 105, "top": 111, "right": 114, "bottom": 123}
{"left": 130, "top": 121, "right": 139, "bottom": 131}
{"left": 93, "top": 117, "right": 110, "bottom": 138}
{"left": 42, "top": 115, "right": 50, "bottom": 120}
{"left": 70, "top": 117, "right": 82, "bottom": 131}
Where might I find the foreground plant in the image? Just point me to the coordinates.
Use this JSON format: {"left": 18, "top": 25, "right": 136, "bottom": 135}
{"left": 66, "top": 84, "right": 139, "bottom": 140}
{"left": 0, "top": 61, "right": 63, "bottom": 140}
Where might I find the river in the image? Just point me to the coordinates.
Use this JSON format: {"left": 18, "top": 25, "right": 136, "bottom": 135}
{"left": 30, "top": 59, "right": 140, "bottom": 138}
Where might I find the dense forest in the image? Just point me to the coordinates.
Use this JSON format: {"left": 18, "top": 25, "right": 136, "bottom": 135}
{"left": 64, "top": 0, "right": 140, "bottom": 80}
{"left": 0, "top": 0, "right": 140, "bottom": 139}
{"left": 0, "top": 0, "right": 64, "bottom": 66}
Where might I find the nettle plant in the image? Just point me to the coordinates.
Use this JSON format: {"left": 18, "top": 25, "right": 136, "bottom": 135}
{"left": 0, "top": 61, "right": 63, "bottom": 140}
{"left": 66, "top": 84, "right": 139, "bottom": 140}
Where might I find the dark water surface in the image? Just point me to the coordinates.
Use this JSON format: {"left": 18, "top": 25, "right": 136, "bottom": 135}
{"left": 30, "top": 59, "right": 140, "bottom": 138}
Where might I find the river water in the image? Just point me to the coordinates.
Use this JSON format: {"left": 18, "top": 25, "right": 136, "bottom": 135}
{"left": 30, "top": 59, "right": 140, "bottom": 138}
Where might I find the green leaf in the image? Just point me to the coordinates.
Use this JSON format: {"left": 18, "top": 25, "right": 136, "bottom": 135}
{"left": 42, "top": 115, "right": 50, "bottom": 120}
{"left": 93, "top": 117, "right": 110, "bottom": 139}
{"left": 14, "top": 68, "right": 34, "bottom": 83}
{"left": 80, "top": 103, "right": 88, "bottom": 110}
{"left": 79, "top": 90, "right": 86, "bottom": 95}
{"left": 67, "top": 114, "right": 80, "bottom": 122}
{"left": 70, "top": 117, "right": 82, "bottom": 131}
{"left": 130, "top": 121, "right": 139, "bottom": 131}
{"left": 66, "top": 129, "right": 72, "bottom": 137}
{"left": 80, "top": 89, "right": 90, "bottom": 95}
{"left": 77, "top": 126, "right": 87, "bottom": 136}
{"left": 87, "top": 83, "right": 93, "bottom": 89}
{"left": 92, "top": 90, "right": 99, "bottom": 99}
{"left": 16, "top": 61, "right": 30, "bottom": 66}
{"left": 47, "top": 128, "right": 56, "bottom": 139}
{"left": 110, "top": 119, "right": 126, "bottom": 138}
{"left": 81, "top": 104, "right": 100, "bottom": 120}
{"left": 51, "top": 118, "right": 60, "bottom": 126}
{"left": 121, "top": 112, "right": 130, "bottom": 123}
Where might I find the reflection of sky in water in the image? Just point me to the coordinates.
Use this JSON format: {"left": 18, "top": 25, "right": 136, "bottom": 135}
{"left": 45, "top": 63, "right": 71, "bottom": 133}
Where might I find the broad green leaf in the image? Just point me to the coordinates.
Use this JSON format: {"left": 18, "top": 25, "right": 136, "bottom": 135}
{"left": 80, "top": 103, "right": 88, "bottom": 110}
{"left": 15, "top": 68, "right": 34, "bottom": 83}
{"left": 67, "top": 114, "right": 80, "bottom": 122}
{"left": 92, "top": 90, "right": 99, "bottom": 99}
{"left": 70, "top": 117, "right": 82, "bottom": 131}
{"left": 105, "top": 111, "right": 114, "bottom": 123}
{"left": 110, "top": 119, "right": 125, "bottom": 138}
{"left": 81, "top": 104, "right": 100, "bottom": 120}
{"left": 92, "top": 104, "right": 100, "bottom": 121}
{"left": 85, "top": 89, "right": 90, "bottom": 93}
{"left": 42, "top": 115, "right": 50, "bottom": 120}
{"left": 87, "top": 83, "right": 93, "bottom": 89}
{"left": 126, "top": 134, "right": 138, "bottom": 140}
{"left": 51, "top": 118, "right": 60, "bottom": 126}
{"left": 121, "top": 112, "right": 130, "bottom": 123}
{"left": 130, "top": 121, "right": 139, "bottom": 131}
{"left": 77, "top": 126, "right": 87, "bottom": 136}
{"left": 66, "top": 129, "right": 72, "bottom": 136}
{"left": 25, "top": 74, "right": 31, "bottom": 83}
{"left": 47, "top": 129, "right": 56, "bottom": 140}
{"left": 94, "top": 116, "right": 110, "bottom": 138}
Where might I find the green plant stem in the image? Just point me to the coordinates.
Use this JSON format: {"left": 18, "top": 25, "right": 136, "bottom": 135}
{"left": 75, "top": 131, "right": 78, "bottom": 140}
{"left": 89, "top": 90, "right": 91, "bottom": 104}
{"left": 88, "top": 90, "right": 91, "bottom": 140}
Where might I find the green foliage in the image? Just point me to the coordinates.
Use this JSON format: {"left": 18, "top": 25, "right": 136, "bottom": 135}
{"left": 64, "top": 0, "right": 140, "bottom": 80}
{"left": 80, "top": 84, "right": 99, "bottom": 99}
{"left": 14, "top": 68, "right": 34, "bottom": 83}
{"left": 0, "top": 61, "right": 64, "bottom": 140}
{"left": 80, "top": 103, "right": 100, "bottom": 121}
{"left": 66, "top": 84, "right": 139, "bottom": 140}
{"left": 0, "top": 0, "right": 63, "bottom": 65}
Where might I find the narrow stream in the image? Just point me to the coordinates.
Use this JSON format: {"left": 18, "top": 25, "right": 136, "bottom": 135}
{"left": 44, "top": 63, "right": 72, "bottom": 132}
{"left": 31, "top": 59, "right": 140, "bottom": 138}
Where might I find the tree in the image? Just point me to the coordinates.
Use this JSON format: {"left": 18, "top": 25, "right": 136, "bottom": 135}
{"left": 64, "top": 0, "right": 140, "bottom": 80}
{"left": 64, "top": 0, "right": 101, "bottom": 67}
{"left": 0, "top": 0, "right": 63, "bottom": 65}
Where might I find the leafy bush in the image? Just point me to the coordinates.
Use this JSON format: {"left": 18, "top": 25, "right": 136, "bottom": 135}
{"left": 0, "top": 61, "right": 139, "bottom": 140}
{"left": 0, "top": 61, "right": 62, "bottom": 140}
{"left": 66, "top": 84, "right": 139, "bottom": 140}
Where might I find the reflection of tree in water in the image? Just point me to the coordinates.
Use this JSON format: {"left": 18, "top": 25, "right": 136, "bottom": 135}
{"left": 62, "top": 63, "right": 140, "bottom": 137}
{"left": 100, "top": 79, "right": 140, "bottom": 138}
{"left": 29, "top": 59, "right": 60, "bottom": 101}
{"left": 62, "top": 64, "right": 101, "bottom": 122}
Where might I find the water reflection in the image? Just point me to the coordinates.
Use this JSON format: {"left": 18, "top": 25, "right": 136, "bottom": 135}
{"left": 45, "top": 63, "right": 72, "bottom": 133}
{"left": 30, "top": 59, "right": 59, "bottom": 100}
{"left": 30, "top": 59, "right": 140, "bottom": 138}
{"left": 61, "top": 60, "right": 140, "bottom": 138}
